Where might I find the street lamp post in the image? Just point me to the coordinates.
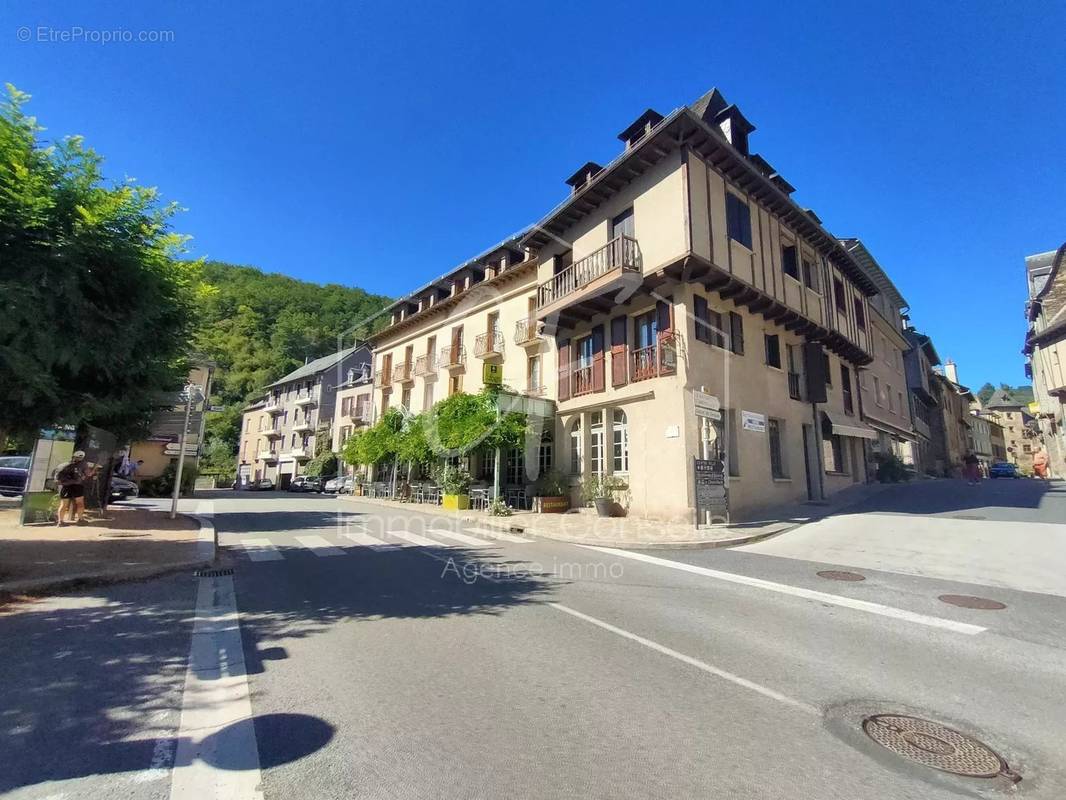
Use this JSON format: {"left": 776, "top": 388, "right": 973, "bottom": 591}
{"left": 170, "top": 383, "right": 204, "bottom": 519}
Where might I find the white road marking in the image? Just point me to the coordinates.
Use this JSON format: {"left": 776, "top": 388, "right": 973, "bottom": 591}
{"left": 424, "top": 528, "right": 494, "bottom": 547}
{"left": 170, "top": 575, "right": 263, "bottom": 800}
{"left": 238, "top": 538, "right": 283, "bottom": 562}
{"left": 388, "top": 530, "right": 454, "bottom": 547}
{"left": 340, "top": 531, "right": 397, "bottom": 550}
{"left": 549, "top": 602, "right": 819, "bottom": 716}
{"left": 582, "top": 547, "right": 986, "bottom": 636}
{"left": 465, "top": 525, "right": 534, "bottom": 543}
{"left": 294, "top": 535, "right": 345, "bottom": 557}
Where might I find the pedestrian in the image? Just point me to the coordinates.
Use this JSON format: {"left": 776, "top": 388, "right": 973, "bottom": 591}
{"left": 128, "top": 459, "right": 143, "bottom": 480}
{"left": 963, "top": 453, "right": 981, "bottom": 486}
{"left": 54, "top": 450, "right": 88, "bottom": 525}
{"left": 1033, "top": 448, "right": 1050, "bottom": 480}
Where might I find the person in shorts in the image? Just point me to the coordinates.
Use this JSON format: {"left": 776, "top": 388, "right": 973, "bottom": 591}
{"left": 55, "top": 451, "right": 88, "bottom": 525}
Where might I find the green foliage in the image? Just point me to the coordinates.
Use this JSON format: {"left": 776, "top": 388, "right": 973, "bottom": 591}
{"left": 433, "top": 463, "right": 471, "bottom": 495}
{"left": 426, "top": 389, "right": 527, "bottom": 455}
{"left": 138, "top": 462, "right": 197, "bottom": 497}
{"left": 579, "top": 474, "right": 627, "bottom": 503}
{"left": 394, "top": 413, "right": 433, "bottom": 467}
{"left": 488, "top": 496, "right": 512, "bottom": 517}
{"left": 305, "top": 451, "right": 338, "bottom": 478}
{"left": 342, "top": 408, "right": 403, "bottom": 466}
{"left": 873, "top": 452, "right": 910, "bottom": 483}
{"left": 976, "top": 383, "right": 996, "bottom": 405}
{"left": 534, "top": 470, "right": 568, "bottom": 497}
{"left": 0, "top": 85, "right": 202, "bottom": 442}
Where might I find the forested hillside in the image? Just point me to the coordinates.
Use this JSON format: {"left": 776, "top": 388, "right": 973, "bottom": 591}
{"left": 195, "top": 261, "right": 391, "bottom": 473}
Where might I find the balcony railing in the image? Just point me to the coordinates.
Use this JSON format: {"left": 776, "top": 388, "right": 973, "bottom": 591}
{"left": 514, "top": 317, "right": 541, "bottom": 346}
{"left": 413, "top": 353, "right": 437, "bottom": 377}
{"left": 264, "top": 427, "right": 284, "bottom": 439}
{"left": 572, "top": 365, "right": 595, "bottom": 397}
{"left": 262, "top": 450, "right": 279, "bottom": 462}
{"left": 264, "top": 399, "right": 282, "bottom": 415}
{"left": 293, "top": 420, "right": 313, "bottom": 434}
{"left": 374, "top": 371, "right": 391, "bottom": 389}
{"left": 536, "top": 235, "right": 641, "bottom": 310}
{"left": 440, "top": 346, "right": 466, "bottom": 369}
{"left": 294, "top": 393, "right": 316, "bottom": 407}
{"left": 474, "top": 331, "right": 505, "bottom": 359}
{"left": 788, "top": 372, "right": 802, "bottom": 401}
{"left": 630, "top": 335, "right": 678, "bottom": 384}
{"left": 392, "top": 362, "right": 413, "bottom": 383}
{"left": 289, "top": 448, "right": 310, "bottom": 460}
{"left": 524, "top": 384, "right": 547, "bottom": 397}
{"left": 350, "top": 405, "right": 373, "bottom": 425}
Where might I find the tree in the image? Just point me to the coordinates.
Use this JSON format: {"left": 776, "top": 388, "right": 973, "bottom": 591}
{"left": 342, "top": 408, "right": 404, "bottom": 467}
{"left": 425, "top": 389, "right": 527, "bottom": 456}
{"left": 0, "top": 85, "right": 202, "bottom": 443}
{"left": 977, "top": 382, "right": 996, "bottom": 405}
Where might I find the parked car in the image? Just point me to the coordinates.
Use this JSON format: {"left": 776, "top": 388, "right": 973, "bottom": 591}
{"left": 0, "top": 455, "right": 30, "bottom": 496}
{"left": 288, "top": 476, "right": 323, "bottom": 493}
{"left": 338, "top": 476, "right": 355, "bottom": 495}
{"left": 109, "top": 476, "right": 139, "bottom": 503}
{"left": 323, "top": 476, "right": 344, "bottom": 493}
{"left": 250, "top": 478, "right": 275, "bottom": 491}
{"left": 989, "top": 462, "right": 1020, "bottom": 479}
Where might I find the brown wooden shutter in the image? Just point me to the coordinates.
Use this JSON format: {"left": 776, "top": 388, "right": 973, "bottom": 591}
{"left": 729, "top": 311, "right": 745, "bottom": 355}
{"left": 557, "top": 339, "right": 571, "bottom": 401}
{"left": 592, "top": 325, "right": 606, "bottom": 393}
{"left": 693, "top": 295, "right": 709, "bottom": 343}
{"left": 656, "top": 298, "right": 673, "bottom": 334}
{"left": 610, "top": 316, "right": 628, "bottom": 387}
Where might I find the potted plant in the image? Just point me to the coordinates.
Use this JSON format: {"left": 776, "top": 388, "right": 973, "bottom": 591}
{"left": 435, "top": 464, "right": 471, "bottom": 510}
{"left": 581, "top": 474, "right": 627, "bottom": 517}
{"left": 532, "top": 470, "right": 569, "bottom": 513}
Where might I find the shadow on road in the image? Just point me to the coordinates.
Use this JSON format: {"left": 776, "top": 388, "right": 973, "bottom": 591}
{"left": 843, "top": 478, "right": 1060, "bottom": 519}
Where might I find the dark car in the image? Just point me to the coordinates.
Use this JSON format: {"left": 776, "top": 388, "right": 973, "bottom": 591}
{"left": 109, "top": 476, "right": 139, "bottom": 502}
{"left": 288, "top": 476, "right": 323, "bottom": 493}
{"left": 0, "top": 455, "right": 30, "bottom": 496}
{"left": 989, "top": 462, "right": 1020, "bottom": 479}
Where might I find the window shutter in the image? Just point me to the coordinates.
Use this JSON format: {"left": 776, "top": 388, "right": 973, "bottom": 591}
{"left": 656, "top": 298, "right": 673, "bottom": 334}
{"left": 729, "top": 312, "right": 744, "bottom": 355}
{"left": 693, "top": 296, "right": 709, "bottom": 343}
{"left": 591, "top": 325, "right": 606, "bottom": 393}
{"left": 610, "top": 316, "right": 628, "bottom": 387}
{"left": 557, "top": 339, "right": 571, "bottom": 401}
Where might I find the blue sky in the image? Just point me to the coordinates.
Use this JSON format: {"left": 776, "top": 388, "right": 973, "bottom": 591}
{"left": 2, "top": 0, "right": 1063, "bottom": 387}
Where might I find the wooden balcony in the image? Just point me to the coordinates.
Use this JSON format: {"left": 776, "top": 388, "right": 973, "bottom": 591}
{"left": 413, "top": 353, "right": 437, "bottom": 377}
{"left": 440, "top": 346, "right": 466, "bottom": 370}
{"left": 572, "top": 365, "right": 595, "bottom": 397}
{"left": 536, "top": 235, "right": 641, "bottom": 322}
{"left": 514, "top": 318, "right": 541, "bottom": 347}
{"left": 629, "top": 335, "right": 678, "bottom": 384}
{"left": 392, "top": 362, "right": 413, "bottom": 384}
{"left": 474, "top": 331, "right": 504, "bottom": 359}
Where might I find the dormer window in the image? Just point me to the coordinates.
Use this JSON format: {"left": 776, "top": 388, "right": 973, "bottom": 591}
{"left": 616, "top": 109, "right": 664, "bottom": 150}
{"left": 565, "top": 161, "right": 604, "bottom": 194}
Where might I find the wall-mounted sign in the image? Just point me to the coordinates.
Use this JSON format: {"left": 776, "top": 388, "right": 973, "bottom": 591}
{"left": 665, "top": 425, "right": 680, "bottom": 439}
{"left": 694, "top": 457, "right": 728, "bottom": 524}
{"left": 741, "top": 411, "right": 766, "bottom": 433}
{"left": 483, "top": 362, "right": 503, "bottom": 386}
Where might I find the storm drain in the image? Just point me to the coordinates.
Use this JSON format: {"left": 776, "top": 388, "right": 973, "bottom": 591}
{"left": 194, "top": 568, "right": 234, "bottom": 578}
{"left": 938, "top": 594, "right": 1007, "bottom": 610}
{"left": 863, "top": 714, "right": 1019, "bottom": 782}
{"left": 816, "top": 570, "right": 866, "bottom": 582}
{"left": 952, "top": 514, "right": 987, "bottom": 521}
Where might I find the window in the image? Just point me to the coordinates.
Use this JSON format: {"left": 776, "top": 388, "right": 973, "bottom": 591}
{"left": 873, "top": 375, "right": 881, "bottom": 406}
{"left": 341, "top": 396, "right": 352, "bottom": 416}
{"left": 527, "top": 355, "right": 542, "bottom": 393}
{"left": 802, "top": 258, "right": 819, "bottom": 292}
{"left": 823, "top": 353, "right": 832, "bottom": 386}
{"left": 708, "top": 309, "right": 725, "bottom": 348}
{"left": 725, "top": 193, "right": 753, "bottom": 249}
{"left": 611, "top": 207, "right": 635, "bottom": 239}
{"left": 553, "top": 250, "right": 573, "bottom": 276}
{"left": 854, "top": 298, "right": 866, "bottom": 329}
{"left": 898, "top": 391, "right": 904, "bottom": 415}
{"left": 401, "top": 387, "right": 411, "bottom": 411}
{"left": 842, "top": 365, "right": 854, "bottom": 415}
{"left": 728, "top": 312, "right": 745, "bottom": 355}
{"left": 823, "top": 434, "right": 847, "bottom": 473}
{"left": 786, "top": 344, "right": 802, "bottom": 400}
{"left": 448, "top": 375, "right": 461, "bottom": 396}
{"left": 782, "top": 244, "right": 799, "bottom": 280}
{"left": 589, "top": 411, "right": 605, "bottom": 476}
{"left": 506, "top": 448, "right": 524, "bottom": 485}
{"left": 612, "top": 409, "right": 629, "bottom": 473}
{"left": 538, "top": 430, "right": 553, "bottom": 475}
{"left": 764, "top": 334, "right": 781, "bottom": 369}
{"left": 834, "top": 278, "right": 847, "bottom": 313}
{"left": 693, "top": 295, "right": 711, "bottom": 344}
{"left": 487, "top": 311, "right": 501, "bottom": 339}
{"left": 340, "top": 425, "right": 352, "bottom": 444}
{"left": 423, "top": 381, "right": 435, "bottom": 410}
{"left": 768, "top": 419, "right": 787, "bottom": 479}
{"left": 887, "top": 384, "right": 894, "bottom": 412}
{"left": 569, "top": 418, "right": 583, "bottom": 475}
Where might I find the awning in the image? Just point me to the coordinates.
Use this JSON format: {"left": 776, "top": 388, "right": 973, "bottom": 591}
{"left": 822, "top": 411, "right": 878, "bottom": 440}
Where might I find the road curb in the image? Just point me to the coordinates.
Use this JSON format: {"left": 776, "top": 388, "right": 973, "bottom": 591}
{"left": 0, "top": 512, "right": 217, "bottom": 604}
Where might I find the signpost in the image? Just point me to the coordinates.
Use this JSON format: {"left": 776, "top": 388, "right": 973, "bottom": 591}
{"left": 694, "top": 456, "right": 728, "bottom": 525}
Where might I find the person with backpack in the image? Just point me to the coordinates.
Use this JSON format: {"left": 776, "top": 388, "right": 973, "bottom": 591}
{"left": 54, "top": 450, "right": 88, "bottom": 525}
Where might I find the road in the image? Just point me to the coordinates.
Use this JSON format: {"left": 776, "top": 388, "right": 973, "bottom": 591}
{"left": 2, "top": 479, "right": 1065, "bottom": 799}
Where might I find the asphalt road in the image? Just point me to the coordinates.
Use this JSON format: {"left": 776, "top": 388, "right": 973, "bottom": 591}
{"left": 2, "top": 480, "right": 1065, "bottom": 799}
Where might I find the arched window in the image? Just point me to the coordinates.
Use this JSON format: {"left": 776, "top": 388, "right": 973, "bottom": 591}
{"left": 539, "top": 429, "right": 553, "bottom": 475}
{"left": 569, "top": 418, "right": 582, "bottom": 475}
{"left": 612, "top": 409, "right": 629, "bottom": 474}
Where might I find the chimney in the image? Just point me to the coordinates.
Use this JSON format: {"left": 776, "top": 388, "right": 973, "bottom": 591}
{"left": 616, "top": 109, "right": 664, "bottom": 150}
{"left": 565, "top": 161, "right": 604, "bottom": 194}
{"left": 944, "top": 360, "right": 959, "bottom": 385}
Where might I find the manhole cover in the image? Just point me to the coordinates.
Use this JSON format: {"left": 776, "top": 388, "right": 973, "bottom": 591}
{"left": 863, "top": 715, "right": 1019, "bottom": 781}
{"left": 938, "top": 594, "right": 1006, "bottom": 610}
{"left": 817, "top": 570, "right": 866, "bottom": 582}
{"left": 194, "top": 568, "right": 234, "bottom": 578}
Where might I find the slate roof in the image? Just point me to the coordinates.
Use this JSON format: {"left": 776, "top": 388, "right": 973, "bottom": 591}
{"left": 266, "top": 345, "right": 365, "bottom": 389}
{"left": 985, "top": 388, "right": 1026, "bottom": 409}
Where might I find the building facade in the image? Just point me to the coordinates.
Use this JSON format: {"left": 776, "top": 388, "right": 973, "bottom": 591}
{"left": 237, "top": 345, "right": 372, "bottom": 487}
{"left": 129, "top": 361, "right": 215, "bottom": 480}
{"left": 841, "top": 239, "right": 916, "bottom": 470}
{"left": 983, "top": 389, "right": 1036, "bottom": 472}
{"left": 332, "top": 366, "right": 375, "bottom": 459}
{"left": 901, "top": 328, "right": 941, "bottom": 474}
{"left": 929, "top": 366, "right": 974, "bottom": 476}
{"left": 1024, "top": 244, "right": 1066, "bottom": 476}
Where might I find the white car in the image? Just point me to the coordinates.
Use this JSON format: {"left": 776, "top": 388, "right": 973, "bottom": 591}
{"left": 323, "top": 476, "right": 344, "bottom": 493}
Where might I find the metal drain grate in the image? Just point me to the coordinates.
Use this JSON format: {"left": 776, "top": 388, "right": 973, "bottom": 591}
{"left": 817, "top": 570, "right": 866, "bottom": 582}
{"left": 952, "top": 514, "right": 987, "bottom": 520}
{"left": 863, "top": 715, "right": 1019, "bottom": 782}
{"left": 194, "top": 568, "right": 234, "bottom": 578}
{"left": 938, "top": 594, "right": 1006, "bottom": 610}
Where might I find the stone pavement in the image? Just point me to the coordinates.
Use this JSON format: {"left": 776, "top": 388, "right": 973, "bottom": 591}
{"left": 0, "top": 502, "right": 215, "bottom": 600}
{"left": 342, "top": 480, "right": 898, "bottom": 549}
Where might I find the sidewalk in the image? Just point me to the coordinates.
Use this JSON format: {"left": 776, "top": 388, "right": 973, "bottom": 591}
{"left": 341, "top": 480, "right": 899, "bottom": 549}
{"left": 0, "top": 502, "right": 215, "bottom": 600}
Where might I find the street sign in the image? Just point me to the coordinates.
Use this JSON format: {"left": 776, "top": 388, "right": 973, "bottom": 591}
{"left": 164, "top": 444, "right": 199, "bottom": 457}
{"left": 483, "top": 362, "right": 503, "bottom": 386}
{"left": 741, "top": 410, "right": 766, "bottom": 433}
{"left": 208, "top": 405, "right": 226, "bottom": 413}
{"left": 693, "top": 390, "right": 720, "bottom": 418}
{"left": 694, "top": 457, "right": 728, "bottom": 524}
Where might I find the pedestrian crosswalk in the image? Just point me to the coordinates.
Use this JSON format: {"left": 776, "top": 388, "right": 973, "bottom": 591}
{"left": 233, "top": 524, "right": 533, "bottom": 562}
